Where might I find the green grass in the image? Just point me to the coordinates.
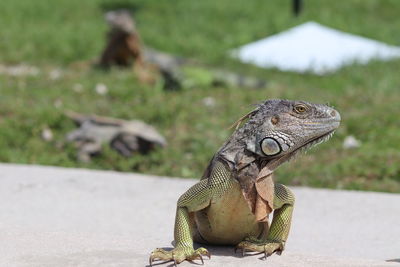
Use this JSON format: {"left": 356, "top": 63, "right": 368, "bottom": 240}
{"left": 0, "top": 0, "right": 399, "bottom": 192}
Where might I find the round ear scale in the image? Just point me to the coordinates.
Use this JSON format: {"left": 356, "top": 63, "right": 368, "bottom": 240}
{"left": 260, "top": 137, "right": 282, "bottom": 156}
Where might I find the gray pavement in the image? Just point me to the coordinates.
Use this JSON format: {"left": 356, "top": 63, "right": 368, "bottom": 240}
{"left": 0, "top": 163, "right": 399, "bottom": 267}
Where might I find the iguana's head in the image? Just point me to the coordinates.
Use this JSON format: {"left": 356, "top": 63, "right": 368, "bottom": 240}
{"left": 105, "top": 9, "right": 136, "bottom": 33}
{"left": 222, "top": 99, "right": 340, "bottom": 168}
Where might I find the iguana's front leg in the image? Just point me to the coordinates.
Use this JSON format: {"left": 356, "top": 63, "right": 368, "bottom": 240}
{"left": 236, "top": 183, "right": 295, "bottom": 258}
{"left": 149, "top": 179, "right": 212, "bottom": 266}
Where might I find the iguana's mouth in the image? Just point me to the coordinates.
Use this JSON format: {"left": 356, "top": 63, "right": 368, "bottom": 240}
{"left": 265, "top": 130, "right": 336, "bottom": 171}
{"left": 287, "top": 130, "right": 336, "bottom": 160}
{"left": 301, "top": 130, "right": 335, "bottom": 151}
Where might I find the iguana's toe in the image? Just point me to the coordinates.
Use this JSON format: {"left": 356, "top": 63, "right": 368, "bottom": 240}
{"left": 235, "top": 239, "right": 284, "bottom": 259}
{"left": 149, "top": 247, "right": 210, "bottom": 266}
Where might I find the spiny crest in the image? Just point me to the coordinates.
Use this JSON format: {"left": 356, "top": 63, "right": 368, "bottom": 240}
{"left": 229, "top": 99, "right": 285, "bottom": 133}
{"left": 229, "top": 108, "right": 259, "bottom": 130}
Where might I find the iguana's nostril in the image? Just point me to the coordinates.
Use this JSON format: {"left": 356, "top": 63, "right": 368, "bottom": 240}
{"left": 330, "top": 109, "right": 341, "bottom": 121}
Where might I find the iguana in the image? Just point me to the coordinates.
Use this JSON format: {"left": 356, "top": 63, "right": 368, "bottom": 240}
{"left": 99, "top": 9, "right": 144, "bottom": 68}
{"left": 99, "top": 9, "right": 267, "bottom": 90}
{"left": 149, "top": 99, "right": 340, "bottom": 265}
{"left": 64, "top": 111, "right": 166, "bottom": 162}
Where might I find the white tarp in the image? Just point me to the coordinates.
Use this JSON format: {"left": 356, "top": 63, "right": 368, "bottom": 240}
{"left": 232, "top": 21, "right": 400, "bottom": 74}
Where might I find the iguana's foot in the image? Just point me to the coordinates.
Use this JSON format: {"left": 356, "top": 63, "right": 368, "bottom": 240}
{"left": 149, "top": 247, "right": 210, "bottom": 266}
{"left": 235, "top": 237, "right": 284, "bottom": 259}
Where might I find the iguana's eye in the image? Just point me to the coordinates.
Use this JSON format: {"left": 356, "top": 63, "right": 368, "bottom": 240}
{"left": 260, "top": 137, "right": 281, "bottom": 156}
{"left": 294, "top": 104, "right": 308, "bottom": 113}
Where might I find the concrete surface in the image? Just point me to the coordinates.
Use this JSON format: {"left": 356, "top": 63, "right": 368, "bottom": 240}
{"left": 0, "top": 163, "right": 399, "bottom": 267}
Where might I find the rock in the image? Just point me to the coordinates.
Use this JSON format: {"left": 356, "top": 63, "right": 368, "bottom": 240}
{"left": 95, "top": 83, "right": 108, "bottom": 95}
{"left": 53, "top": 99, "right": 63, "bottom": 109}
{"left": 0, "top": 64, "right": 39, "bottom": 76}
{"left": 343, "top": 135, "right": 361, "bottom": 149}
{"left": 49, "top": 68, "right": 62, "bottom": 80}
{"left": 41, "top": 127, "right": 53, "bottom": 142}
{"left": 202, "top": 96, "right": 216, "bottom": 107}
{"left": 73, "top": 83, "right": 84, "bottom": 93}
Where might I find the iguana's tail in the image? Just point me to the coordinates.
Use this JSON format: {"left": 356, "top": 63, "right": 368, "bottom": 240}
{"left": 142, "top": 48, "right": 267, "bottom": 90}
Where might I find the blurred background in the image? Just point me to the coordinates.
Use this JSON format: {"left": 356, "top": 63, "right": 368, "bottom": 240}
{"left": 0, "top": 0, "right": 399, "bottom": 192}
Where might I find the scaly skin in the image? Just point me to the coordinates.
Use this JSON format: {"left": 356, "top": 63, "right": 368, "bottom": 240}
{"left": 149, "top": 99, "right": 340, "bottom": 265}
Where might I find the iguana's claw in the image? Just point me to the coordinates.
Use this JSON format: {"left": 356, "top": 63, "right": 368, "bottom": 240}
{"left": 149, "top": 247, "right": 210, "bottom": 266}
{"left": 235, "top": 239, "right": 284, "bottom": 259}
{"left": 234, "top": 246, "right": 247, "bottom": 257}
